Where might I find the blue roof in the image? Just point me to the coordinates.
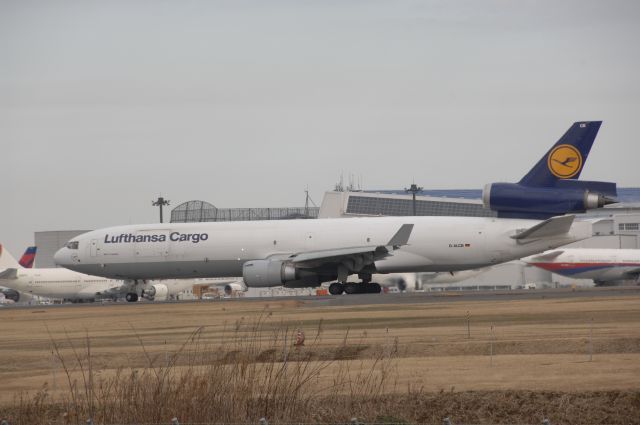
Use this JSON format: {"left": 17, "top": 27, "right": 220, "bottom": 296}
{"left": 366, "top": 188, "right": 640, "bottom": 203}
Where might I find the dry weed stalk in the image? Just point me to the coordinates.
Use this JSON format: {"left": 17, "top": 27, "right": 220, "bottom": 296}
{"left": 11, "top": 311, "right": 398, "bottom": 424}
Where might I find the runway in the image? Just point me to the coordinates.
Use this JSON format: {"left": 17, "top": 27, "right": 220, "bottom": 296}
{"left": 4, "top": 285, "right": 639, "bottom": 310}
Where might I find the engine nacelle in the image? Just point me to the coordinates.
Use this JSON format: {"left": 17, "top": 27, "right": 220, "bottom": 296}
{"left": 242, "top": 260, "right": 319, "bottom": 288}
{"left": 224, "top": 282, "right": 245, "bottom": 296}
{"left": 143, "top": 283, "right": 169, "bottom": 301}
{"left": 0, "top": 288, "right": 19, "bottom": 302}
{"left": 381, "top": 273, "right": 418, "bottom": 292}
{"left": 482, "top": 182, "right": 615, "bottom": 219}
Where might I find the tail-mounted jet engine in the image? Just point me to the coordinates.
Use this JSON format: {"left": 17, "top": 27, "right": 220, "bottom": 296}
{"left": 481, "top": 121, "right": 617, "bottom": 219}
{"left": 483, "top": 181, "right": 617, "bottom": 219}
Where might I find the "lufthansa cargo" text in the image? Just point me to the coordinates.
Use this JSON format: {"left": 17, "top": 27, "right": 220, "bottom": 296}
{"left": 104, "top": 232, "right": 209, "bottom": 244}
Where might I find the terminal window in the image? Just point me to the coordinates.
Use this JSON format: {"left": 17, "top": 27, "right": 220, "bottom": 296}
{"left": 618, "top": 223, "right": 639, "bottom": 231}
{"left": 346, "top": 195, "right": 496, "bottom": 217}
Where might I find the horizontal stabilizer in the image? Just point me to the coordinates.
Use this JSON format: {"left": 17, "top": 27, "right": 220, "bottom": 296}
{"left": 0, "top": 268, "right": 18, "bottom": 280}
{"left": 387, "top": 224, "right": 414, "bottom": 247}
{"left": 512, "top": 215, "right": 575, "bottom": 241}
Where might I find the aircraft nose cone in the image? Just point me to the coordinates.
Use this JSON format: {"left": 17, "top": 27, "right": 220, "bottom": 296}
{"left": 53, "top": 248, "right": 70, "bottom": 266}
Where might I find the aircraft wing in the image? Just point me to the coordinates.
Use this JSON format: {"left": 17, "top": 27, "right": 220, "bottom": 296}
{"left": 289, "top": 224, "right": 414, "bottom": 269}
{"left": 0, "top": 268, "right": 17, "bottom": 280}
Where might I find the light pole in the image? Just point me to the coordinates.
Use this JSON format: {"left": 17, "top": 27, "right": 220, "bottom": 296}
{"left": 152, "top": 196, "right": 170, "bottom": 223}
{"left": 405, "top": 183, "right": 423, "bottom": 216}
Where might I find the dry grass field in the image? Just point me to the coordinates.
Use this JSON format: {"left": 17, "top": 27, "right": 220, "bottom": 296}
{"left": 1, "top": 294, "right": 639, "bottom": 424}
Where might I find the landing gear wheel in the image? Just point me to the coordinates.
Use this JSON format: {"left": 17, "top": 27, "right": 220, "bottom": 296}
{"left": 344, "top": 283, "right": 358, "bottom": 295}
{"left": 369, "top": 283, "right": 382, "bottom": 294}
{"left": 329, "top": 282, "right": 344, "bottom": 295}
{"left": 125, "top": 293, "right": 139, "bottom": 302}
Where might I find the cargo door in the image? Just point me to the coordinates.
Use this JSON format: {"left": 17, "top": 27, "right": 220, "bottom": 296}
{"left": 90, "top": 239, "right": 99, "bottom": 257}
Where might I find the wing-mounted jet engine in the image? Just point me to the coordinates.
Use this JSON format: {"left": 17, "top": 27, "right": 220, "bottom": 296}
{"left": 482, "top": 121, "right": 617, "bottom": 219}
{"left": 142, "top": 283, "right": 169, "bottom": 301}
{"left": 223, "top": 282, "right": 244, "bottom": 296}
{"left": 1, "top": 288, "right": 20, "bottom": 303}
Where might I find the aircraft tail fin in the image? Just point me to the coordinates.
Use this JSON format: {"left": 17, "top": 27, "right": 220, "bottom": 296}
{"left": 519, "top": 121, "right": 601, "bottom": 187}
{"left": 19, "top": 246, "right": 37, "bottom": 268}
{"left": 0, "top": 244, "right": 20, "bottom": 269}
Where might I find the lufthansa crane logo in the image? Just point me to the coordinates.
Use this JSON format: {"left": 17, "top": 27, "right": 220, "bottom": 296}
{"left": 547, "top": 144, "right": 582, "bottom": 178}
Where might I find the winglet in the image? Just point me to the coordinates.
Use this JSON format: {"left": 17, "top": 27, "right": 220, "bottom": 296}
{"left": 387, "top": 224, "right": 414, "bottom": 247}
{"left": 512, "top": 215, "right": 575, "bottom": 241}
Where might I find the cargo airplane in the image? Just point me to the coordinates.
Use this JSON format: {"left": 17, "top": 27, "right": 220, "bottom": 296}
{"left": 55, "top": 121, "right": 616, "bottom": 296}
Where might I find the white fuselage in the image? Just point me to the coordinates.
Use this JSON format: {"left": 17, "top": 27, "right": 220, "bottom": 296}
{"left": 54, "top": 216, "right": 591, "bottom": 285}
{"left": 0, "top": 268, "right": 123, "bottom": 300}
{"left": 0, "top": 269, "right": 223, "bottom": 301}
{"left": 526, "top": 248, "right": 640, "bottom": 283}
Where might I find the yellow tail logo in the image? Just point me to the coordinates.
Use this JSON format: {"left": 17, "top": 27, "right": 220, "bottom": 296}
{"left": 547, "top": 144, "right": 582, "bottom": 178}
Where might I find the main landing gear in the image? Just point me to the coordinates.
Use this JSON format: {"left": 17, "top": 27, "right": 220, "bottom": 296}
{"left": 328, "top": 282, "right": 382, "bottom": 295}
{"left": 124, "top": 279, "right": 146, "bottom": 302}
{"left": 125, "top": 293, "right": 139, "bottom": 302}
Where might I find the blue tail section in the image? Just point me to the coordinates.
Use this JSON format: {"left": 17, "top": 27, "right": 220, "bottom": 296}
{"left": 519, "top": 121, "right": 601, "bottom": 187}
{"left": 19, "top": 246, "right": 37, "bottom": 268}
{"left": 484, "top": 121, "right": 618, "bottom": 219}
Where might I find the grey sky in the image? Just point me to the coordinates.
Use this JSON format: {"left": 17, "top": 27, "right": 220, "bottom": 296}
{"left": 2, "top": 0, "right": 639, "bottom": 255}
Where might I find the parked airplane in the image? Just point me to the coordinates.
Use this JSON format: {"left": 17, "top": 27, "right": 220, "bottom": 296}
{"left": 0, "top": 244, "right": 239, "bottom": 302}
{"left": 55, "top": 122, "right": 612, "bottom": 295}
{"left": 525, "top": 249, "right": 640, "bottom": 286}
{"left": 0, "top": 244, "right": 124, "bottom": 302}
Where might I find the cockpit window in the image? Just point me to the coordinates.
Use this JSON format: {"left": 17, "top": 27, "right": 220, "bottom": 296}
{"left": 66, "top": 241, "right": 79, "bottom": 250}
